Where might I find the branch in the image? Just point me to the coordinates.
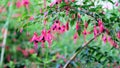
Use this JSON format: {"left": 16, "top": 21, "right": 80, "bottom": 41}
{"left": 63, "top": 33, "right": 102, "bottom": 68}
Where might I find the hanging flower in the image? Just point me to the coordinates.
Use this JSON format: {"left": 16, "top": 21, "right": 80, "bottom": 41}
{"left": 98, "top": 19, "right": 104, "bottom": 33}
{"left": 16, "top": 0, "right": 22, "bottom": 8}
{"left": 65, "top": 21, "right": 69, "bottom": 31}
{"left": 30, "top": 32, "right": 39, "bottom": 49}
{"left": 76, "top": 22, "right": 80, "bottom": 31}
{"left": 22, "top": 0, "right": 30, "bottom": 8}
{"left": 73, "top": 33, "right": 79, "bottom": 44}
{"left": 102, "top": 35, "right": 107, "bottom": 43}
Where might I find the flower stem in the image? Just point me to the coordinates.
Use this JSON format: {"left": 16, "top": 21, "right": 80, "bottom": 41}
{"left": 0, "top": 1, "right": 12, "bottom": 67}
{"left": 63, "top": 33, "right": 102, "bottom": 68}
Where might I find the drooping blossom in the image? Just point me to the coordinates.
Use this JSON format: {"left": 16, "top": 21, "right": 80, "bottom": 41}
{"left": 82, "top": 29, "right": 90, "bottom": 42}
{"left": 29, "top": 49, "right": 35, "bottom": 54}
{"left": 65, "top": 21, "right": 69, "bottom": 31}
{"left": 107, "top": 36, "right": 119, "bottom": 48}
{"left": 78, "top": 13, "right": 81, "bottom": 18}
{"left": 50, "top": 0, "right": 62, "bottom": 7}
{"left": 84, "top": 22, "right": 88, "bottom": 29}
{"left": 29, "top": 16, "right": 34, "bottom": 21}
{"left": 115, "top": 2, "right": 119, "bottom": 6}
{"left": 6, "top": 54, "right": 11, "bottom": 62}
{"left": 102, "top": 34, "right": 107, "bottom": 43}
{"left": 16, "top": 0, "right": 22, "bottom": 8}
{"left": 71, "top": 0, "right": 75, "bottom": 2}
{"left": 45, "top": 30, "right": 54, "bottom": 47}
{"left": 65, "top": 6, "right": 70, "bottom": 15}
{"left": 73, "top": 33, "right": 79, "bottom": 44}
{"left": 76, "top": 22, "right": 80, "bottom": 31}
{"left": 64, "top": 0, "right": 69, "bottom": 4}
{"left": 30, "top": 32, "right": 39, "bottom": 49}
{"left": 98, "top": 19, "right": 104, "bottom": 33}
{"left": 20, "top": 28, "right": 23, "bottom": 33}
{"left": 21, "top": 50, "right": 29, "bottom": 57}
{"left": 22, "top": 0, "right": 30, "bottom": 8}
{"left": 117, "top": 31, "right": 120, "bottom": 40}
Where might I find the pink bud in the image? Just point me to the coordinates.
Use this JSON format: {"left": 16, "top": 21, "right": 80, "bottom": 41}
{"left": 102, "top": 35, "right": 107, "bottom": 43}
{"left": 76, "top": 22, "right": 80, "bottom": 31}
{"left": 73, "top": 33, "right": 78, "bottom": 44}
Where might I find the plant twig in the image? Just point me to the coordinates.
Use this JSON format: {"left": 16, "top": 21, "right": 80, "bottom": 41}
{"left": 0, "top": 28, "right": 7, "bottom": 65}
{"left": 63, "top": 33, "right": 102, "bottom": 68}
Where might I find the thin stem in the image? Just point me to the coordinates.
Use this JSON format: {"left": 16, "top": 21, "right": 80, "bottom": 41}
{"left": 0, "top": 28, "right": 7, "bottom": 66}
{"left": 0, "top": 1, "right": 12, "bottom": 67}
{"left": 63, "top": 33, "right": 102, "bottom": 68}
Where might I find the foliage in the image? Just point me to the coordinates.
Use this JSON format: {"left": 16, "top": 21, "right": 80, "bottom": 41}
{"left": 0, "top": 0, "right": 120, "bottom": 68}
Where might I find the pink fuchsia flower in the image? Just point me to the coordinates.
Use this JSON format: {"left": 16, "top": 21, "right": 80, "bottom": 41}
{"left": 102, "top": 34, "right": 107, "bottom": 43}
{"left": 7, "top": 2, "right": 12, "bottom": 7}
{"left": 78, "top": 13, "right": 81, "bottom": 18}
{"left": 117, "top": 31, "right": 120, "bottom": 40}
{"left": 76, "top": 22, "right": 80, "bottom": 31}
{"left": 6, "top": 54, "right": 11, "bottom": 62}
{"left": 73, "top": 33, "right": 79, "bottom": 44}
{"left": 84, "top": 22, "right": 88, "bottom": 29}
{"left": 45, "top": 30, "right": 54, "bottom": 47}
{"left": 21, "top": 50, "right": 29, "bottom": 57}
{"left": 50, "top": 0, "right": 62, "bottom": 7}
{"left": 29, "top": 16, "right": 34, "bottom": 21}
{"left": 30, "top": 32, "right": 39, "bottom": 49}
{"left": 20, "top": 28, "right": 23, "bottom": 33}
{"left": 44, "top": 20, "right": 47, "bottom": 25}
{"left": 115, "top": 2, "right": 119, "bottom": 6}
{"left": 82, "top": 29, "right": 90, "bottom": 42}
{"left": 22, "top": 0, "right": 30, "bottom": 8}
{"left": 65, "top": 21, "right": 69, "bottom": 31}
{"left": 29, "top": 49, "right": 35, "bottom": 54}
{"left": 16, "top": 0, "right": 22, "bottom": 8}
{"left": 98, "top": 19, "right": 104, "bottom": 33}
{"left": 107, "top": 36, "right": 119, "bottom": 48}
{"left": 71, "top": 0, "right": 75, "bottom": 2}
{"left": 64, "top": 0, "right": 69, "bottom": 4}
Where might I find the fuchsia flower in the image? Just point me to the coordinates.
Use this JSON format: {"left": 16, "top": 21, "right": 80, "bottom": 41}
{"left": 20, "top": 28, "right": 23, "bottom": 33}
{"left": 98, "top": 19, "right": 104, "bottom": 33}
{"left": 71, "top": 0, "right": 75, "bottom": 2}
{"left": 65, "top": 21, "right": 69, "bottom": 31}
{"left": 22, "top": 0, "right": 30, "bottom": 8}
{"left": 115, "top": 2, "right": 119, "bottom": 6}
{"left": 21, "top": 50, "right": 29, "bottom": 57}
{"left": 6, "top": 55, "right": 11, "bottom": 62}
{"left": 30, "top": 32, "right": 39, "bottom": 49}
{"left": 29, "top": 49, "right": 35, "bottom": 54}
{"left": 16, "top": 0, "right": 22, "bottom": 8}
{"left": 117, "top": 31, "right": 120, "bottom": 40}
{"left": 102, "top": 35, "right": 107, "bottom": 43}
{"left": 76, "top": 22, "right": 80, "bottom": 31}
{"left": 45, "top": 30, "right": 54, "bottom": 47}
{"left": 30, "top": 29, "right": 54, "bottom": 48}
{"left": 64, "top": 0, "right": 69, "bottom": 4}
{"left": 50, "top": 20, "right": 68, "bottom": 34}
{"left": 82, "top": 29, "right": 90, "bottom": 42}
{"left": 50, "top": 0, "right": 62, "bottom": 7}
{"left": 84, "top": 22, "right": 88, "bottom": 28}
{"left": 73, "top": 33, "right": 79, "bottom": 44}
{"left": 107, "top": 36, "right": 119, "bottom": 48}
{"left": 29, "top": 16, "right": 34, "bottom": 21}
